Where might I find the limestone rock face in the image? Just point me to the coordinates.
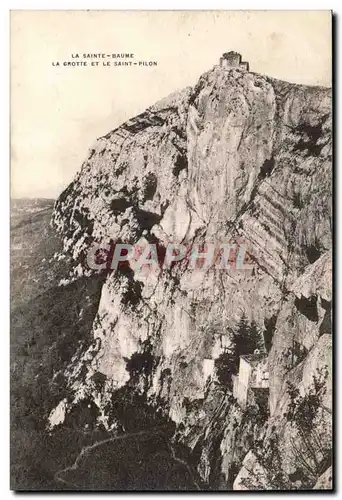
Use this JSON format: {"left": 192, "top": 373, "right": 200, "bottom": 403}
{"left": 233, "top": 451, "right": 268, "bottom": 490}
{"left": 313, "top": 466, "right": 333, "bottom": 490}
{"left": 50, "top": 63, "right": 332, "bottom": 489}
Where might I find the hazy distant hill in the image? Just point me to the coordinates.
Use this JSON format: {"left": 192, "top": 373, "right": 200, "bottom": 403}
{"left": 50, "top": 60, "right": 332, "bottom": 490}
{"left": 11, "top": 50, "right": 332, "bottom": 490}
{"left": 10, "top": 199, "right": 106, "bottom": 489}
{"left": 11, "top": 197, "right": 54, "bottom": 216}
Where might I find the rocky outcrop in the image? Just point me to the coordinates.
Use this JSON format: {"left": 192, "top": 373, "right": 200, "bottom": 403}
{"left": 313, "top": 466, "right": 333, "bottom": 490}
{"left": 50, "top": 60, "right": 332, "bottom": 489}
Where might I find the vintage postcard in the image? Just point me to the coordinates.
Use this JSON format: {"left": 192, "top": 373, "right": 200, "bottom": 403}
{"left": 10, "top": 10, "right": 333, "bottom": 491}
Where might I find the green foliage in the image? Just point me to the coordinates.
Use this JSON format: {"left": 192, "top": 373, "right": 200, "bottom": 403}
{"left": 227, "top": 461, "right": 241, "bottom": 489}
{"left": 10, "top": 205, "right": 107, "bottom": 489}
{"left": 285, "top": 367, "right": 328, "bottom": 433}
{"left": 103, "top": 338, "right": 167, "bottom": 432}
{"left": 91, "top": 371, "right": 107, "bottom": 393}
{"left": 284, "top": 367, "right": 331, "bottom": 482}
{"left": 125, "top": 348, "right": 154, "bottom": 381}
{"left": 234, "top": 315, "right": 264, "bottom": 357}
{"left": 183, "top": 397, "right": 203, "bottom": 414}
{"left": 214, "top": 314, "right": 264, "bottom": 388}
{"left": 243, "top": 433, "right": 292, "bottom": 490}
{"left": 64, "top": 397, "right": 100, "bottom": 431}
{"left": 120, "top": 272, "right": 143, "bottom": 307}
{"left": 215, "top": 351, "right": 237, "bottom": 389}
{"left": 284, "top": 340, "right": 308, "bottom": 370}
{"left": 248, "top": 390, "right": 269, "bottom": 424}
{"left": 208, "top": 432, "right": 225, "bottom": 488}
{"left": 124, "top": 338, "right": 159, "bottom": 392}
{"left": 104, "top": 386, "right": 174, "bottom": 434}
{"left": 242, "top": 367, "right": 331, "bottom": 490}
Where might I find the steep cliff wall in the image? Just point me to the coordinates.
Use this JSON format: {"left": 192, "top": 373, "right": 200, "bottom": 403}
{"left": 50, "top": 63, "right": 332, "bottom": 490}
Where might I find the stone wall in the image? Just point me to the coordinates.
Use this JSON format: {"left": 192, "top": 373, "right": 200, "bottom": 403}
{"left": 233, "top": 355, "right": 269, "bottom": 408}
{"left": 219, "top": 52, "right": 249, "bottom": 71}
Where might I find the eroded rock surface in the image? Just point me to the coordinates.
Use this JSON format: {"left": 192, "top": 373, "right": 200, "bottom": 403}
{"left": 50, "top": 61, "right": 332, "bottom": 490}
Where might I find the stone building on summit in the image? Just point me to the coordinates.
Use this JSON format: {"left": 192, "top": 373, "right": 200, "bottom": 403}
{"left": 219, "top": 51, "right": 250, "bottom": 71}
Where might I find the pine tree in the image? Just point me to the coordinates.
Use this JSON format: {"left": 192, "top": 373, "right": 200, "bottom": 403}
{"left": 233, "top": 314, "right": 263, "bottom": 357}
{"left": 214, "top": 315, "right": 265, "bottom": 388}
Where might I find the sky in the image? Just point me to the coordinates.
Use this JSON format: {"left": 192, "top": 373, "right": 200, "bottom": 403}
{"left": 10, "top": 10, "right": 332, "bottom": 199}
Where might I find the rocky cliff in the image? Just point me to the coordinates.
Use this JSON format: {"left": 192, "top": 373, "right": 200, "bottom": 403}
{"left": 49, "top": 60, "right": 332, "bottom": 490}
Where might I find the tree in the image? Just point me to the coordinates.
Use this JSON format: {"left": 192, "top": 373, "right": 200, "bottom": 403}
{"left": 285, "top": 367, "right": 331, "bottom": 482}
{"left": 124, "top": 338, "right": 159, "bottom": 392}
{"left": 233, "top": 315, "right": 264, "bottom": 357}
{"left": 215, "top": 351, "right": 238, "bottom": 389}
{"left": 241, "top": 368, "right": 331, "bottom": 490}
{"left": 215, "top": 315, "right": 264, "bottom": 388}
